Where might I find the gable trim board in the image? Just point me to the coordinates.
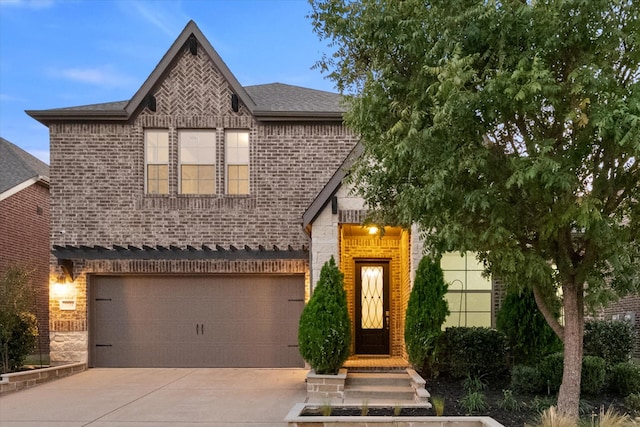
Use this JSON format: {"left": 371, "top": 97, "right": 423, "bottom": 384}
{"left": 0, "top": 175, "right": 49, "bottom": 202}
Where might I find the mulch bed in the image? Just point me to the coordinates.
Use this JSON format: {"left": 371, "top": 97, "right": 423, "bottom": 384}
{"left": 302, "top": 375, "right": 629, "bottom": 427}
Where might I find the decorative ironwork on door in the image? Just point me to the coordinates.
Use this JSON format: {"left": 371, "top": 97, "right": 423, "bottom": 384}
{"left": 361, "top": 266, "right": 384, "bottom": 329}
{"left": 355, "top": 261, "right": 390, "bottom": 354}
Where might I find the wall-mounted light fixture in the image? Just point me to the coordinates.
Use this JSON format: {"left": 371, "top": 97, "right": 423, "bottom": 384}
{"left": 51, "top": 261, "right": 77, "bottom": 310}
{"left": 368, "top": 226, "right": 379, "bottom": 235}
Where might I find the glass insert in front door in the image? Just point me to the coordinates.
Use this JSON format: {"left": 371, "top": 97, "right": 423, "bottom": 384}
{"left": 355, "top": 261, "right": 390, "bottom": 354}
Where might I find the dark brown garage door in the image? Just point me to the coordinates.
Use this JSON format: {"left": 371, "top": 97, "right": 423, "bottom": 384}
{"left": 90, "top": 275, "right": 305, "bottom": 368}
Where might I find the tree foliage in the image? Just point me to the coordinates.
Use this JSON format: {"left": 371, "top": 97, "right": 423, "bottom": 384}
{"left": 404, "top": 256, "right": 449, "bottom": 374}
{"left": 298, "top": 256, "right": 351, "bottom": 374}
{"left": 0, "top": 267, "right": 38, "bottom": 373}
{"left": 496, "top": 288, "right": 562, "bottom": 366}
{"left": 310, "top": 0, "right": 640, "bottom": 418}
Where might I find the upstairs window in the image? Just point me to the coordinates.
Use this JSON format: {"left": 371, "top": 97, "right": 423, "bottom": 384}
{"left": 145, "top": 129, "right": 169, "bottom": 194}
{"left": 179, "top": 130, "right": 216, "bottom": 194}
{"left": 225, "top": 130, "right": 249, "bottom": 195}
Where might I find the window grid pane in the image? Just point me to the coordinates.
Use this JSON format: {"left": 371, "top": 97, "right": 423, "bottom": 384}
{"left": 226, "top": 130, "right": 250, "bottom": 195}
{"left": 146, "top": 130, "right": 169, "bottom": 194}
{"left": 181, "top": 165, "right": 215, "bottom": 194}
{"left": 179, "top": 130, "right": 216, "bottom": 194}
{"left": 147, "top": 164, "right": 168, "bottom": 195}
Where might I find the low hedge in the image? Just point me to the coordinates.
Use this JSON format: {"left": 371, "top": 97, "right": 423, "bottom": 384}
{"left": 436, "top": 327, "right": 508, "bottom": 378}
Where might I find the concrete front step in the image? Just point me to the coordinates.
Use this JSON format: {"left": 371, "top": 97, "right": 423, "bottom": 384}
{"left": 345, "top": 385, "right": 416, "bottom": 401}
{"left": 346, "top": 372, "right": 411, "bottom": 387}
{"left": 344, "top": 371, "right": 419, "bottom": 402}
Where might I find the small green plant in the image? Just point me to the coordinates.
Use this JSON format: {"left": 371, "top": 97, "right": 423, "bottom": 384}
{"left": 624, "top": 393, "right": 640, "bottom": 417}
{"left": 361, "top": 399, "right": 369, "bottom": 416}
{"left": 321, "top": 402, "right": 332, "bottom": 416}
{"left": 497, "top": 389, "right": 521, "bottom": 411}
{"left": 528, "top": 395, "right": 557, "bottom": 414}
{"left": 431, "top": 396, "right": 445, "bottom": 416}
{"left": 393, "top": 404, "right": 402, "bottom": 416}
{"left": 463, "top": 374, "right": 487, "bottom": 393}
{"left": 460, "top": 390, "right": 488, "bottom": 415}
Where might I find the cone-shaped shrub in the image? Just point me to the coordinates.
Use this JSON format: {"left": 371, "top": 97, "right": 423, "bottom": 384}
{"left": 404, "top": 256, "right": 449, "bottom": 373}
{"left": 298, "top": 256, "right": 351, "bottom": 374}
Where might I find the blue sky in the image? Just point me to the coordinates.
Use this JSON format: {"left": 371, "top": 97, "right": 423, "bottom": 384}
{"left": 0, "top": 0, "right": 335, "bottom": 164}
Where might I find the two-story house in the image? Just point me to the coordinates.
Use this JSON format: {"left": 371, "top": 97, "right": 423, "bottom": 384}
{"left": 27, "top": 21, "right": 497, "bottom": 368}
{"left": 0, "top": 137, "right": 50, "bottom": 354}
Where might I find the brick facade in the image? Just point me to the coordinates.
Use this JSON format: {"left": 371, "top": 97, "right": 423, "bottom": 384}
{"left": 0, "top": 182, "right": 50, "bottom": 353}
{"left": 44, "top": 29, "right": 358, "bottom": 364}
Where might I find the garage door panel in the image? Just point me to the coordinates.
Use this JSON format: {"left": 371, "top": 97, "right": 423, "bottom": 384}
{"left": 91, "top": 275, "right": 305, "bottom": 368}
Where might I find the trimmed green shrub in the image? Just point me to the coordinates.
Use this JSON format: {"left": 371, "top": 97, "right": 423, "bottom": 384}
{"left": 298, "top": 256, "right": 351, "bottom": 374}
{"left": 496, "top": 288, "right": 562, "bottom": 365}
{"left": 538, "top": 353, "right": 607, "bottom": 394}
{"left": 404, "top": 256, "right": 449, "bottom": 374}
{"left": 581, "top": 355, "right": 606, "bottom": 395}
{"left": 510, "top": 364, "right": 545, "bottom": 394}
{"left": 437, "top": 327, "right": 508, "bottom": 378}
{"left": 0, "top": 267, "right": 38, "bottom": 374}
{"left": 538, "top": 352, "right": 564, "bottom": 393}
{"left": 610, "top": 363, "right": 640, "bottom": 396}
{"left": 624, "top": 393, "right": 640, "bottom": 417}
{"left": 584, "top": 320, "right": 633, "bottom": 365}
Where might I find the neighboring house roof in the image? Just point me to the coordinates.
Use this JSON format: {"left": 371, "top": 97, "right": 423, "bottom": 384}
{"left": 26, "top": 21, "right": 346, "bottom": 125}
{"left": 302, "top": 141, "right": 364, "bottom": 232}
{"left": 0, "top": 137, "right": 50, "bottom": 201}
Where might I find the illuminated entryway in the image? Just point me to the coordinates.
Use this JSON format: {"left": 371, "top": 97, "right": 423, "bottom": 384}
{"left": 339, "top": 224, "right": 410, "bottom": 358}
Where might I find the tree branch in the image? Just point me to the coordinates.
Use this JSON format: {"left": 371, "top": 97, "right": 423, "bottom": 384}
{"left": 533, "top": 285, "right": 565, "bottom": 342}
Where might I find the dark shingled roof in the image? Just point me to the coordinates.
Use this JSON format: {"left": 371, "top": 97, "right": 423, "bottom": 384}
{"left": 28, "top": 84, "right": 345, "bottom": 119}
{"left": 26, "top": 21, "right": 346, "bottom": 124}
{"left": 0, "top": 137, "right": 50, "bottom": 194}
{"left": 246, "top": 83, "right": 345, "bottom": 113}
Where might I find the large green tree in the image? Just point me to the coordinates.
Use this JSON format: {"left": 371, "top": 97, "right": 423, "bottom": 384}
{"left": 310, "top": 0, "right": 640, "bottom": 419}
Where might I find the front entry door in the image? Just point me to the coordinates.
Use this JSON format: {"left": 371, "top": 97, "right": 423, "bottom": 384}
{"left": 355, "top": 261, "right": 390, "bottom": 354}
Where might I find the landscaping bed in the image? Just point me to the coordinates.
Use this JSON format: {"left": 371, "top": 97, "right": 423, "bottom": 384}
{"left": 426, "top": 375, "right": 628, "bottom": 427}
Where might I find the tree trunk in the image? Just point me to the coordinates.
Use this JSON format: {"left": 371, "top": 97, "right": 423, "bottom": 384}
{"left": 556, "top": 280, "right": 584, "bottom": 420}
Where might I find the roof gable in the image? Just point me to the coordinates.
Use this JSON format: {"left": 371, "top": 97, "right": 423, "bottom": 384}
{"left": 302, "top": 141, "right": 363, "bottom": 231}
{"left": 26, "top": 21, "right": 345, "bottom": 124}
{"left": 125, "top": 20, "right": 255, "bottom": 118}
{"left": 0, "top": 137, "right": 50, "bottom": 198}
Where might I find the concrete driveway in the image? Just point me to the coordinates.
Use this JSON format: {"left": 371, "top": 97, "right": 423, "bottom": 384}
{"left": 0, "top": 368, "right": 308, "bottom": 426}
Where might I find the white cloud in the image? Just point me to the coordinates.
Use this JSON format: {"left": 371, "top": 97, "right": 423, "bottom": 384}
{"left": 0, "top": 0, "right": 54, "bottom": 9}
{"left": 50, "top": 66, "right": 137, "bottom": 88}
{"left": 130, "top": 0, "right": 183, "bottom": 38}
